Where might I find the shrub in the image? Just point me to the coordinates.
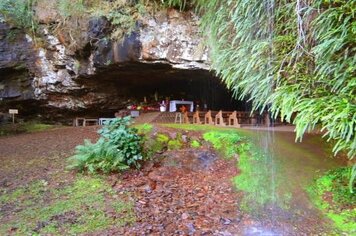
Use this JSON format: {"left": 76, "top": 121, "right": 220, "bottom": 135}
{"left": 203, "top": 131, "right": 241, "bottom": 159}
{"left": 307, "top": 167, "right": 356, "bottom": 233}
{"left": 0, "top": 0, "right": 37, "bottom": 33}
{"left": 168, "top": 139, "right": 183, "bottom": 150}
{"left": 68, "top": 117, "right": 143, "bottom": 173}
{"left": 190, "top": 139, "right": 201, "bottom": 148}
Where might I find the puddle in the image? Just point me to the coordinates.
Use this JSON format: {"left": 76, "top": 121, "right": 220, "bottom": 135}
{"left": 236, "top": 129, "right": 346, "bottom": 234}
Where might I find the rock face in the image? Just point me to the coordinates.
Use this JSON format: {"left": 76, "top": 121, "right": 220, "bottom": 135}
{"left": 0, "top": 21, "right": 36, "bottom": 101}
{"left": 0, "top": 9, "right": 210, "bottom": 118}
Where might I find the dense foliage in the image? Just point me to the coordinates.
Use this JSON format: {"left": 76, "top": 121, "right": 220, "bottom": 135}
{"left": 167, "top": 0, "right": 355, "bottom": 189}
{"left": 195, "top": 0, "right": 355, "bottom": 155}
{"left": 0, "top": 0, "right": 175, "bottom": 47}
{"left": 307, "top": 167, "right": 356, "bottom": 233}
{"left": 68, "top": 117, "right": 143, "bottom": 173}
{"left": 0, "top": 0, "right": 37, "bottom": 33}
{"left": 1, "top": 0, "right": 354, "bottom": 186}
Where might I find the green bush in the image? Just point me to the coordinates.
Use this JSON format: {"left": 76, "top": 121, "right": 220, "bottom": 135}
{"left": 68, "top": 117, "right": 143, "bottom": 173}
{"left": 168, "top": 139, "right": 183, "bottom": 150}
{"left": 203, "top": 131, "right": 241, "bottom": 159}
{"left": 307, "top": 167, "right": 356, "bottom": 233}
{"left": 190, "top": 139, "right": 201, "bottom": 148}
{"left": 0, "top": 0, "right": 37, "bottom": 33}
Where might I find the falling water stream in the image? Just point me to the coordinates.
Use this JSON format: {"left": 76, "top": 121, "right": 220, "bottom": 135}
{"left": 237, "top": 129, "right": 345, "bottom": 235}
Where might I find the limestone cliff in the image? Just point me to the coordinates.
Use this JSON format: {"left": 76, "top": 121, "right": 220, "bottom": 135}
{"left": 0, "top": 7, "right": 210, "bottom": 118}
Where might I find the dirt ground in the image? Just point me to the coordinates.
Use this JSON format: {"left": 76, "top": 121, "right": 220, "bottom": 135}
{"left": 0, "top": 125, "right": 338, "bottom": 235}
{"left": 0, "top": 126, "right": 99, "bottom": 189}
{"left": 0, "top": 126, "right": 250, "bottom": 235}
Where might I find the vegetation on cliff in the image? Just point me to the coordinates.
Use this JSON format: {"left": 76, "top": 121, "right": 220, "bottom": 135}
{"left": 0, "top": 0, "right": 354, "bottom": 186}
{"left": 170, "top": 0, "right": 355, "bottom": 189}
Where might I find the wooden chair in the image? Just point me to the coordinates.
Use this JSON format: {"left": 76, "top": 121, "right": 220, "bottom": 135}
{"left": 228, "top": 111, "right": 240, "bottom": 128}
{"left": 192, "top": 111, "right": 202, "bottom": 124}
{"left": 204, "top": 110, "right": 214, "bottom": 125}
{"left": 214, "top": 110, "right": 226, "bottom": 126}
{"left": 183, "top": 112, "right": 190, "bottom": 124}
{"left": 174, "top": 112, "right": 182, "bottom": 123}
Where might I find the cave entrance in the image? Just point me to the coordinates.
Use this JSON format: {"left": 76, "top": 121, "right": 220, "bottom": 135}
{"left": 81, "top": 63, "right": 250, "bottom": 117}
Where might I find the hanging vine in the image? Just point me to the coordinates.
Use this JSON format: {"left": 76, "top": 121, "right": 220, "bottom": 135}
{"left": 180, "top": 0, "right": 355, "bottom": 189}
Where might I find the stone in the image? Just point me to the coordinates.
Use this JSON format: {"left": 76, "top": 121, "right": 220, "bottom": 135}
{"left": 0, "top": 8, "right": 211, "bottom": 117}
{"left": 182, "top": 212, "right": 189, "bottom": 220}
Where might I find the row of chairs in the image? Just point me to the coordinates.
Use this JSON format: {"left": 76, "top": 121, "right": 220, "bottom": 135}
{"left": 176, "top": 110, "right": 242, "bottom": 127}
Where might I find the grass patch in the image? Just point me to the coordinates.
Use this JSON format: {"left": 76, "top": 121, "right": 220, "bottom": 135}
{"left": 143, "top": 133, "right": 169, "bottom": 158}
{"left": 143, "top": 131, "right": 185, "bottom": 157}
{"left": 307, "top": 167, "right": 356, "bottom": 234}
{"left": 232, "top": 142, "right": 287, "bottom": 213}
{"left": 168, "top": 139, "right": 183, "bottom": 150}
{"left": 163, "top": 123, "right": 239, "bottom": 133}
{"left": 156, "top": 133, "right": 169, "bottom": 143}
{"left": 190, "top": 139, "right": 201, "bottom": 148}
{"left": 134, "top": 123, "right": 153, "bottom": 136}
{"left": 0, "top": 122, "right": 55, "bottom": 136}
{"left": 203, "top": 131, "right": 241, "bottom": 159}
{"left": 0, "top": 175, "right": 135, "bottom": 235}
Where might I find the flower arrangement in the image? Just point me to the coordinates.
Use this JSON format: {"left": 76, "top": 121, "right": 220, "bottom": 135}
{"left": 127, "top": 105, "right": 159, "bottom": 111}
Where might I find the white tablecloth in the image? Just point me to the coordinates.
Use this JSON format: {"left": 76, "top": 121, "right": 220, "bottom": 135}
{"left": 169, "top": 100, "right": 194, "bottom": 112}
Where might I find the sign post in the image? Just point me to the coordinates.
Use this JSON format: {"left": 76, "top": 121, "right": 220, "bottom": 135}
{"left": 9, "top": 109, "right": 18, "bottom": 124}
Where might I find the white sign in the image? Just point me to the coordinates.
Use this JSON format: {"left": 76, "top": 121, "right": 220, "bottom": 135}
{"left": 9, "top": 109, "right": 18, "bottom": 114}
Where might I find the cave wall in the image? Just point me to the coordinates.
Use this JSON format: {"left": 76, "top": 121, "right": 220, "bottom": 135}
{"left": 0, "top": 8, "right": 212, "bottom": 118}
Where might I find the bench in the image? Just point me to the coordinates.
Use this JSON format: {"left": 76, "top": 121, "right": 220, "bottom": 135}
{"left": 99, "top": 118, "right": 116, "bottom": 125}
{"left": 83, "top": 118, "right": 98, "bottom": 126}
{"left": 73, "top": 117, "right": 85, "bottom": 127}
{"left": 73, "top": 117, "right": 98, "bottom": 127}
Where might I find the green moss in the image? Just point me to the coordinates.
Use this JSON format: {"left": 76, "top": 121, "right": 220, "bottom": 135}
{"left": 0, "top": 175, "right": 135, "bottom": 235}
{"left": 145, "top": 133, "right": 169, "bottom": 155}
{"left": 23, "top": 123, "right": 54, "bottom": 132}
{"left": 190, "top": 140, "right": 201, "bottom": 148}
{"left": 164, "top": 123, "right": 238, "bottom": 132}
{"left": 0, "top": 180, "right": 47, "bottom": 209}
{"left": 168, "top": 139, "right": 183, "bottom": 150}
{"left": 156, "top": 134, "right": 169, "bottom": 143}
{"left": 233, "top": 143, "right": 275, "bottom": 211}
{"left": 134, "top": 123, "right": 153, "bottom": 136}
{"left": 307, "top": 167, "right": 356, "bottom": 234}
{"left": 203, "top": 131, "right": 241, "bottom": 159}
{"left": 0, "top": 122, "right": 55, "bottom": 136}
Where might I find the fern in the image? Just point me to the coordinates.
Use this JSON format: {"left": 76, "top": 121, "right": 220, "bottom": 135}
{"left": 68, "top": 117, "right": 143, "bottom": 174}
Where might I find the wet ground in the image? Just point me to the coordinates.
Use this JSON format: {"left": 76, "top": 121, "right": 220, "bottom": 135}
{"left": 233, "top": 129, "right": 346, "bottom": 235}
{"left": 0, "top": 125, "right": 347, "bottom": 235}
